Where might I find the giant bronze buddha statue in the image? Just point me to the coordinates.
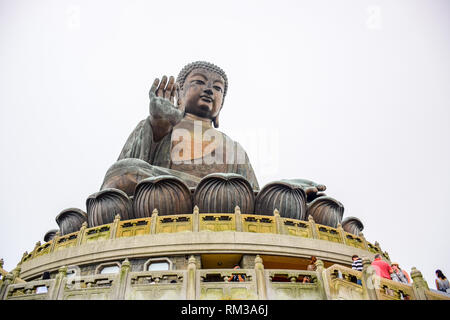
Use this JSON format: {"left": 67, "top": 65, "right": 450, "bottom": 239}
{"left": 100, "top": 61, "right": 259, "bottom": 196}
{"left": 52, "top": 61, "right": 362, "bottom": 235}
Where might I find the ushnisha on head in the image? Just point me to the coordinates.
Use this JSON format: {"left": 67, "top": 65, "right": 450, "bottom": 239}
{"left": 176, "top": 61, "right": 228, "bottom": 128}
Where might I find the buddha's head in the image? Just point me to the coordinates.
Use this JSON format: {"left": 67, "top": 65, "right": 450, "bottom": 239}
{"left": 176, "top": 61, "right": 228, "bottom": 128}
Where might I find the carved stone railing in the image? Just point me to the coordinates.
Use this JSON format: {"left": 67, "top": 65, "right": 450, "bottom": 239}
{"left": 374, "top": 276, "right": 415, "bottom": 300}
{"left": 54, "top": 231, "right": 78, "bottom": 252}
{"left": 323, "top": 264, "right": 365, "bottom": 300}
{"left": 156, "top": 214, "right": 193, "bottom": 234}
{"left": 280, "top": 217, "right": 313, "bottom": 238}
{"left": 126, "top": 270, "right": 186, "bottom": 300}
{"left": 4, "top": 279, "right": 56, "bottom": 300}
{"left": 241, "top": 214, "right": 276, "bottom": 234}
{"left": 62, "top": 269, "right": 121, "bottom": 300}
{"left": 321, "top": 262, "right": 432, "bottom": 301}
{"left": 19, "top": 207, "right": 387, "bottom": 265}
{"left": 265, "top": 269, "right": 324, "bottom": 300}
{"left": 197, "top": 268, "right": 258, "bottom": 300}
{"left": 82, "top": 224, "right": 112, "bottom": 244}
{"left": 199, "top": 213, "right": 236, "bottom": 232}
{"left": 33, "top": 241, "right": 53, "bottom": 258}
{"left": 343, "top": 232, "right": 366, "bottom": 250}
{"left": 116, "top": 217, "right": 151, "bottom": 238}
{"left": 2, "top": 257, "right": 450, "bottom": 300}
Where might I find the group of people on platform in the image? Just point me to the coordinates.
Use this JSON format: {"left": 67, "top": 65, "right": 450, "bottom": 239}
{"left": 351, "top": 254, "right": 450, "bottom": 293}
{"left": 351, "top": 254, "right": 411, "bottom": 285}
{"left": 226, "top": 254, "right": 450, "bottom": 294}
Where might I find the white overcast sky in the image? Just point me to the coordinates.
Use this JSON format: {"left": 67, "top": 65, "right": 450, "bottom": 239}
{"left": 1, "top": 0, "right": 449, "bottom": 289}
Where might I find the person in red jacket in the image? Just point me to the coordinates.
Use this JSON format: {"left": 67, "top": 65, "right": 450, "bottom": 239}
{"left": 371, "top": 254, "right": 393, "bottom": 279}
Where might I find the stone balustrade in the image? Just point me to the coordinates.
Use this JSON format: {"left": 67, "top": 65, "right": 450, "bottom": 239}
{"left": 2, "top": 256, "right": 449, "bottom": 300}
{"left": 20, "top": 207, "right": 387, "bottom": 265}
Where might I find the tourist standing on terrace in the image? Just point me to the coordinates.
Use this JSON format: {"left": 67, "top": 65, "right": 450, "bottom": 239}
{"left": 435, "top": 270, "right": 450, "bottom": 293}
{"left": 302, "top": 256, "right": 317, "bottom": 283}
{"left": 351, "top": 255, "right": 363, "bottom": 285}
{"left": 390, "top": 263, "right": 411, "bottom": 284}
{"left": 371, "top": 254, "right": 393, "bottom": 280}
{"left": 351, "top": 255, "right": 363, "bottom": 271}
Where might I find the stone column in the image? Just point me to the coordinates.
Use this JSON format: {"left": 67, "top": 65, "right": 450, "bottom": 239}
{"left": 410, "top": 267, "right": 428, "bottom": 300}
{"left": 186, "top": 255, "right": 197, "bottom": 300}
{"left": 51, "top": 266, "right": 67, "bottom": 300}
{"left": 193, "top": 206, "right": 199, "bottom": 232}
{"left": 186, "top": 256, "right": 197, "bottom": 300}
{"left": 0, "top": 273, "right": 14, "bottom": 300}
{"left": 336, "top": 223, "right": 346, "bottom": 244}
{"left": 308, "top": 215, "right": 319, "bottom": 239}
{"left": 234, "top": 206, "right": 243, "bottom": 232}
{"left": 315, "top": 259, "right": 329, "bottom": 300}
{"left": 114, "top": 258, "right": 131, "bottom": 300}
{"left": 254, "top": 255, "right": 267, "bottom": 300}
{"left": 49, "top": 231, "right": 60, "bottom": 253}
{"left": 273, "top": 209, "right": 284, "bottom": 235}
{"left": 76, "top": 222, "right": 88, "bottom": 246}
{"left": 361, "top": 257, "right": 378, "bottom": 300}
{"left": 110, "top": 214, "right": 121, "bottom": 239}
{"left": 151, "top": 209, "right": 159, "bottom": 234}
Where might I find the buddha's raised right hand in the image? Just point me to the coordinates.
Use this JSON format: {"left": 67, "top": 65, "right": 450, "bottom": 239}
{"left": 149, "top": 75, "right": 185, "bottom": 141}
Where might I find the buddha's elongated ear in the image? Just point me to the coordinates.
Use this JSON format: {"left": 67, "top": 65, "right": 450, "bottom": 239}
{"left": 213, "top": 115, "right": 220, "bottom": 128}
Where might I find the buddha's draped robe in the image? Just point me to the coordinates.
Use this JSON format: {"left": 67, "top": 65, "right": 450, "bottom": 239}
{"left": 114, "top": 116, "right": 260, "bottom": 191}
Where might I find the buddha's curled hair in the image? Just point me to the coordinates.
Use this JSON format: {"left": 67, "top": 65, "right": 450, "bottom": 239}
{"left": 176, "top": 61, "right": 228, "bottom": 105}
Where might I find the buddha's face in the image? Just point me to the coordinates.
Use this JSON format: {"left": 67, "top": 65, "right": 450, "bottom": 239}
{"left": 178, "top": 68, "right": 225, "bottom": 121}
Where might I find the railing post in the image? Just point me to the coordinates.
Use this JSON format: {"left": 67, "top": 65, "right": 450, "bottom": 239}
{"left": 110, "top": 214, "right": 121, "bottom": 239}
{"left": 359, "top": 232, "right": 369, "bottom": 250}
{"left": 0, "top": 273, "right": 14, "bottom": 300}
{"left": 115, "top": 258, "right": 130, "bottom": 300}
{"left": 234, "top": 206, "right": 243, "bottom": 232}
{"left": 315, "top": 259, "right": 329, "bottom": 300}
{"left": 76, "top": 222, "right": 88, "bottom": 246}
{"left": 49, "top": 231, "right": 60, "bottom": 253}
{"left": 193, "top": 206, "right": 199, "bottom": 232}
{"left": 51, "top": 266, "right": 67, "bottom": 300}
{"left": 336, "top": 223, "right": 346, "bottom": 244}
{"left": 186, "top": 255, "right": 197, "bottom": 300}
{"left": 151, "top": 209, "right": 158, "bottom": 234}
{"left": 273, "top": 209, "right": 284, "bottom": 234}
{"left": 11, "top": 266, "right": 21, "bottom": 284}
{"left": 373, "top": 241, "right": 389, "bottom": 262}
{"left": 410, "top": 267, "right": 428, "bottom": 300}
{"left": 374, "top": 241, "right": 382, "bottom": 255}
{"left": 361, "top": 257, "right": 378, "bottom": 300}
{"left": 308, "top": 215, "right": 319, "bottom": 239}
{"left": 31, "top": 241, "right": 41, "bottom": 258}
{"left": 20, "top": 252, "right": 28, "bottom": 265}
{"left": 254, "top": 255, "right": 267, "bottom": 300}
